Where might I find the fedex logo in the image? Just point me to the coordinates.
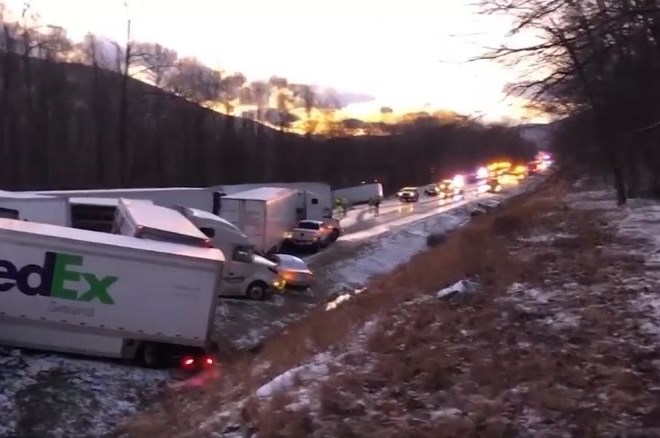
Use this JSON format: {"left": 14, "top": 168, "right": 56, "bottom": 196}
{"left": 0, "top": 251, "right": 117, "bottom": 304}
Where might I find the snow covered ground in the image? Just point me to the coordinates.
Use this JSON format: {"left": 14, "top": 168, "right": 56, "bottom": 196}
{"left": 0, "top": 175, "right": 545, "bottom": 438}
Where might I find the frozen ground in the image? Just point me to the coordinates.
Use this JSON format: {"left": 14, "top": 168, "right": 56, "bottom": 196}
{"left": 0, "top": 176, "right": 544, "bottom": 438}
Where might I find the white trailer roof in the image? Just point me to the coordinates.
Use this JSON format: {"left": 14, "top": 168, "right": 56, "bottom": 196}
{"left": 119, "top": 199, "right": 208, "bottom": 241}
{"left": 0, "top": 218, "right": 224, "bottom": 262}
{"left": 223, "top": 187, "right": 295, "bottom": 201}
{"left": 0, "top": 190, "right": 60, "bottom": 200}
{"left": 181, "top": 207, "right": 248, "bottom": 238}
{"left": 30, "top": 187, "right": 205, "bottom": 195}
{"left": 69, "top": 197, "right": 153, "bottom": 207}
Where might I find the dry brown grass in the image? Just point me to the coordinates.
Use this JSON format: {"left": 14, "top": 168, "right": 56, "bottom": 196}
{"left": 123, "top": 174, "right": 627, "bottom": 437}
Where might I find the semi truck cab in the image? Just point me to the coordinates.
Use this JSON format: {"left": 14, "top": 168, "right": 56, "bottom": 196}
{"left": 174, "top": 206, "right": 284, "bottom": 300}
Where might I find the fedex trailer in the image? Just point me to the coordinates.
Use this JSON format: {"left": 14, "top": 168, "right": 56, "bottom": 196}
{"left": 0, "top": 218, "right": 224, "bottom": 369}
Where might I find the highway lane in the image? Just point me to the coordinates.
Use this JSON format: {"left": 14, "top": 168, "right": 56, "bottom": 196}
{"left": 338, "top": 183, "right": 491, "bottom": 235}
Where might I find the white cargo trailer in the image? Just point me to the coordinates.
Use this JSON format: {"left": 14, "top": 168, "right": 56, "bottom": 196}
{"left": 0, "top": 190, "right": 70, "bottom": 226}
{"left": 333, "top": 182, "right": 384, "bottom": 205}
{"left": 31, "top": 187, "right": 214, "bottom": 211}
{"left": 212, "top": 182, "right": 333, "bottom": 212}
{"left": 215, "top": 187, "right": 299, "bottom": 254}
{"left": 0, "top": 218, "right": 224, "bottom": 369}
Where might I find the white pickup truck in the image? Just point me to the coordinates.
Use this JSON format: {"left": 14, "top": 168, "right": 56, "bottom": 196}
{"left": 288, "top": 219, "right": 336, "bottom": 250}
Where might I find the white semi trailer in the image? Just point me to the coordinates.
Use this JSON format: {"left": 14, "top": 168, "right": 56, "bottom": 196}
{"left": 0, "top": 190, "right": 69, "bottom": 225}
{"left": 333, "top": 182, "right": 384, "bottom": 205}
{"left": 0, "top": 218, "right": 224, "bottom": 369}
{"left": 215, "top": 187, "right": 300, "bottom": 255}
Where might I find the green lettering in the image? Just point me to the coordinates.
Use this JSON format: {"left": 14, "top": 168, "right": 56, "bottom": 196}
{"left": 51, "top": 253, "right": 82, "bottom": 300}
{"left": 79, "top": 273, "right": 117, "bottom": 304}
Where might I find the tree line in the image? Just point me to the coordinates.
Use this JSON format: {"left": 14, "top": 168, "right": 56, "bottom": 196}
{"left": 0, "top": 3, "right": 536, "bottom": 193}
{"left": 479, "top": 0, "right": 660, "bottom": 203}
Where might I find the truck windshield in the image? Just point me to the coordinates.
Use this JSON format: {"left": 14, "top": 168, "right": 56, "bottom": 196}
{"left": 298, "top": 222, "right": 320, "bottom": 230}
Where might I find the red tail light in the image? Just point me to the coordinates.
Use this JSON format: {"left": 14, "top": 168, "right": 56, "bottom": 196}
{"left": 181, "top": 356, "right": 195, "bottom": 369}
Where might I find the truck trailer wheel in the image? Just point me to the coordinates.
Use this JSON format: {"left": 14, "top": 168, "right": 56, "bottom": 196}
{"left": 246, "top": 281, "right": 269, "bottom": 301}
{"left": 137, "top": 342, "right": 167, "bottom": 369}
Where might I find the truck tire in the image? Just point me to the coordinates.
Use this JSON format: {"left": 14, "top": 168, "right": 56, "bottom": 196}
{"left": 137, "top": 342, "right": 166, "bottom": 369}
{"left": 246, "top": 281, "right": 269, "bottom": 301}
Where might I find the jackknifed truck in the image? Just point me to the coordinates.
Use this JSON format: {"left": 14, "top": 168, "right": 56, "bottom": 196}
{"left": 0, "top": 218, "right": 224, "bottom": 370}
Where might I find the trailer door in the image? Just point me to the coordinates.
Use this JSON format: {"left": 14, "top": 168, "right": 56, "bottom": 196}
{"left": 244, "top": 200, "right": 267, "bottom": 252}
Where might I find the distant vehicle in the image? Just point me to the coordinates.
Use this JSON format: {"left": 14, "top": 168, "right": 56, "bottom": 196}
{"left": 288, "top": 219, "right": 335, "bottom": 250}
{"left": 437, "top": 179, "right": 464, "bottom": 198}
{"left": 397, "top": 187, "right": 419, "bottom": 203}
{"left": 266, "top": 253, "right": 314, "bottom": 291}
{"left": 487, "top": 177, "right": 502, "bottom": 193}
{"left": 424, "top": 184, "right": 440, "bottom": 197}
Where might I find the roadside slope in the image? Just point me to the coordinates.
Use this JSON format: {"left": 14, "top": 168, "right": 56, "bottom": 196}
{"left": 227, "top": 177, "right": 660, "bottom": 437}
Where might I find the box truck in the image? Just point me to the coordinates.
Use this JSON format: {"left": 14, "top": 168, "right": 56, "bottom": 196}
{"left": 0, "top": 218, "right": 224, "bottom": 370}
{"left": 214, "top": 187, "right": 299, "bottom": 255}
{"left": 111, "top": 199, "right": 283, "bottom": 300}
{"left": 0, "top": 190, "right": 69, "bottom": 226}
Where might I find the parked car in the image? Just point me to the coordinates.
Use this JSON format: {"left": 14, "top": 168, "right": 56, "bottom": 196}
{"left": 396, "top": 187, "right": 420, "bottom": 202}
{"left": 265, "top": 253, "right": 314, "bottom": 291}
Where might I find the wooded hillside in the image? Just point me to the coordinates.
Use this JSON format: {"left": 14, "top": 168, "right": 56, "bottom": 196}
{"left": 0, "top": 6, "right": 536, "bottom": 192}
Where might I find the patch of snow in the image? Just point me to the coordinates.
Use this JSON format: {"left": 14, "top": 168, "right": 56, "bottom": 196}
{"left": 332, "top": 210, "right": 469, "bottom": 291}
{"left": 325, "top": 287, "right": 367, "bottom": 311}
{"left": 507, "top": 282, "right": 554, "bottom": 304}
{"left": 518, "top": 232, "right": 577, "bottom": 243}
{"left": 430, "top": 408, "right": 464, "bottom": 419}
{"left": 437, "top": 279, "right": 480, "bottom": 299}
{"left": 0, "top": 349, "right": 167, "bottom": 438}
{"left": 256, "top": 353, "right": 330, "bottom": 398}
{"left": 565, "top": 189, "right": 617, "bottom": 211}
{"left": 542, "top": 312, "right": 580, "bottom": 329}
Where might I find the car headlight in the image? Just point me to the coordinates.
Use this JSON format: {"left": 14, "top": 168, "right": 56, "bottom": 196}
{"left": 273, "top": 279, "right": 286, "bottom": 290}
{"left": 283, "top": 232, "right": 293, "bottom": 239}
